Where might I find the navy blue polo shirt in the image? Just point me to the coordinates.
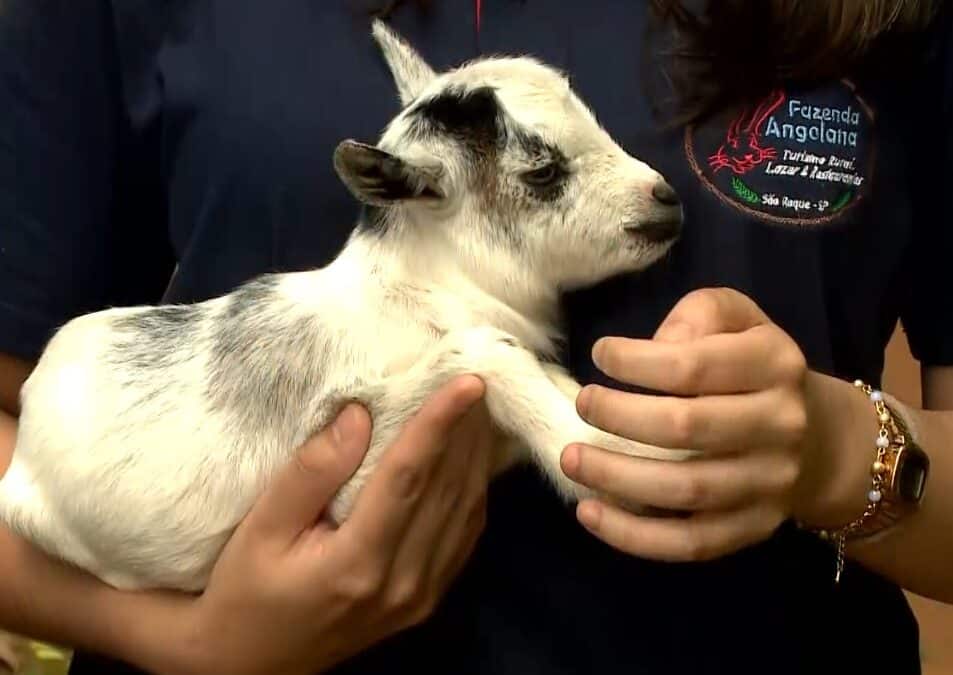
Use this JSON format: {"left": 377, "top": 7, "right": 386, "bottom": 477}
{"left": 2, "top": 1, "right": 952, "bottom": 674}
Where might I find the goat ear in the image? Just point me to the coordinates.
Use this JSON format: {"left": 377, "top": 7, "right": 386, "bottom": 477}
{"left": 371, "top": 19, "right": 437, "bottom": 106}
{"left": 333, "top": 140, "right": 444, "bottom": 207}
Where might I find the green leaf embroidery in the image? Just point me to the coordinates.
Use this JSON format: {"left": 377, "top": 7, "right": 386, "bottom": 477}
{"left": 730, "top": 176, "right": 761, "bottom": 205}
{"left": 831, "top": 190, "right": 853, "bottom": 212}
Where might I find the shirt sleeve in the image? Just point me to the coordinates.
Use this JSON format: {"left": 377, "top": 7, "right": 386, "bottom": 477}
{"left": 900, "top": 14, "right": 953, "bottom": 368}
{"left": 0, "top": 0, "right": 174, "bottom": 363}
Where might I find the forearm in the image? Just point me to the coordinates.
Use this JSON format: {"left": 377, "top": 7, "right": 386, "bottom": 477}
{"left": 797, "top": 373, "right": 953, "bottom": 602}
{"left": 0, "top": 410, "right": 195, "bottom": 675}
{"left": 0, "top": 411, "right": 14, "bottom": 473}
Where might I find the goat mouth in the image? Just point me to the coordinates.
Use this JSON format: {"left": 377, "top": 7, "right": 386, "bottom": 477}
{"left": 622, "top": 218, "right": 683, "bottom": 244}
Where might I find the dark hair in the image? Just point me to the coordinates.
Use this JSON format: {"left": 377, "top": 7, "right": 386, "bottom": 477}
{"left": 368, "top": 0, "right": 946, "bottom": 122}
{"left": 646, "top": 0, "right": 945, "bottom": 123}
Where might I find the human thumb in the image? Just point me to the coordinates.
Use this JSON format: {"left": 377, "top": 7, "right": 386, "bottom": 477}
{"left": 247, "top": 403, "right": 372, "bottom": 542}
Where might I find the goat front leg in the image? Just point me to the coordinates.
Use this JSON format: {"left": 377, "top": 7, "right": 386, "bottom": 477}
{"left": 437, "top": 328, "right": 695, "bottom": 503}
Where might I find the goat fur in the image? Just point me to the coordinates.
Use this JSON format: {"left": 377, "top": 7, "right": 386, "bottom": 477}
{"left": 0, "top": 21, "right": 690, "bottom": 591}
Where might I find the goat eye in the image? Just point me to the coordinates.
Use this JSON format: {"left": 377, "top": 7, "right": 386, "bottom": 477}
{"left": 521, "top": 163, "right": 560, "bottom": 186}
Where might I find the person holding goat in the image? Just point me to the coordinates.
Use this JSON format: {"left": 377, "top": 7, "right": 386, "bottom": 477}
{"left": 0, "top": 2, "right": 951, "bottom": 674}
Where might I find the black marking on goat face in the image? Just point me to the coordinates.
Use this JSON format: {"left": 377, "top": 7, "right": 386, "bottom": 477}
{"left": 512, "top": 128, "right": 571, "bottom": 203}
{"left": 409, "top": 86, "right": 505, "bottom": 155}
{"left": 407, "top": 85, "right": 570, "bottom": 203}
{"left": 400, "top": 85, "right": 573, "bottom": 247}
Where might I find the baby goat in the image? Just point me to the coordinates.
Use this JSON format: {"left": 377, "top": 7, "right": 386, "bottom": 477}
{"left": 0, "top": 21, "right": 688, "bottom": 591}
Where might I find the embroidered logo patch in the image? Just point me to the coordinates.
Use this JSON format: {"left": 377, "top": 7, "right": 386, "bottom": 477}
{"left": 685, "top": 80, "right": 875, "bottom": 226}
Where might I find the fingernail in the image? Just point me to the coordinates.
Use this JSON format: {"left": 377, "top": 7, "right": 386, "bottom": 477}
{"left": 655, "top": 322, "right": 695, "bottom": 343}
{"left": 592, "top": 338, "right": 608, "bottom": 371}
{"left": 331, "top": 404, "right": 367, "bottom": 461}
{"left": 577, "top": 501, "right": 602, "bottom": 532}
{"left": 576, "top": 386, "right": 594, "bottom": 418}
{"left": 561, "top": 444, "right": 581, "bottom": 477}
{"left": 456, "top": 374, "right": 486, "bottom": 409}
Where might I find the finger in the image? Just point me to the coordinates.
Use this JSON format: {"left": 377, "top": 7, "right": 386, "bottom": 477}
{"left": 576, "top": 500, "right": 785, "bottom": 562}
{"left": 592, "top": 326, "right": 804, "bottom": 396}
{"left": 388, "top": 401, "right": 488, "bottom": 587}
{"left": 246, "top": 403, "right": 372, "bottom": 545}
{"left": 576, "top": 387, "right": 807, "bottom": 453}
{"left": 562, "top": 444, "right": 798, "bottom": 512}
{"left": 653, "top": 287, "right": 770, "bottom": 342}
{"left": 338, "top": 375, "right": 486, "bottom": 566}
{"left": 400, "top": 487, "right": 488, "bottom": 626}
{"left": 423, "top": 405, "right": 491, "bottom": 584}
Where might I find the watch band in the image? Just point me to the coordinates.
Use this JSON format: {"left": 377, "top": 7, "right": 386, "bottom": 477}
{"left": 798, "top": 380, "right": 930, "bottom": 582}
{"left": 853, "top": 402, "right": 930, "bottom": 540}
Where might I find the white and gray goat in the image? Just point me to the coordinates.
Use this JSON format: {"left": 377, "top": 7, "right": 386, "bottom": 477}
{"left": 0, "top": 21, "right": 689, "bottom": 592}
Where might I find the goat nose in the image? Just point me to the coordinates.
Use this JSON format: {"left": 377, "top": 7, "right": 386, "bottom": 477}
{"left": 652, "top": 179, "right": 680, "bottom": 207}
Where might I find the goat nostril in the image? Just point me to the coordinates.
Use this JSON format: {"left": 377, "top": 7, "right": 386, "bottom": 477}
{"left": 652, "top": 180, "right": 680, "bottom": 207}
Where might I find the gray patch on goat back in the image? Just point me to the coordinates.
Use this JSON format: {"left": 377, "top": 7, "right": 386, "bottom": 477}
{"left": 108, "top": 304, "right": 205, "bottom": 412}
{"left": 221, "top": 274, "right": 279, "bottom": 321}
{"left": 110, "top": 304, "right": 204, "bottom": 372}
{"left": 205, "top": 274, "right": 325, "bottom": 440}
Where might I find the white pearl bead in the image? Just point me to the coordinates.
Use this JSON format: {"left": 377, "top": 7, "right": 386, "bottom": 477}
{"left": 870, "top": 390, "right": 884, "bottom": 402}
{"left": 876, "top": 436, "right": 890, "bottom": 449}
{"left": 868, "top": 490, "right": 883, "bottom": 503}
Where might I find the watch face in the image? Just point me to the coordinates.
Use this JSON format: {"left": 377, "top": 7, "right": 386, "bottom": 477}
{"left": 893, "top": 443, "right": 930, "bottom": 503}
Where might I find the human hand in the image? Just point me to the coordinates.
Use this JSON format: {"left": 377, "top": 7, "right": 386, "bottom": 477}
{"left": 561, "top": 288, "right": 812, "bottom": 562}
{"left": 180, "top": 375, "right": 494, "bottom": 675}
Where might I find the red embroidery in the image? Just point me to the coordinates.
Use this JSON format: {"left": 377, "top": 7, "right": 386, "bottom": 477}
{"left": 708, "top": 90, "right": 786, "bottom": 175}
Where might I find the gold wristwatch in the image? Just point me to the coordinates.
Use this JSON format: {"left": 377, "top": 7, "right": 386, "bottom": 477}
{"left": 851, "top": 389, "right": 930, "bottom": 540}
{"left": 802, "top": 381, "right": 930, "bottom": 583}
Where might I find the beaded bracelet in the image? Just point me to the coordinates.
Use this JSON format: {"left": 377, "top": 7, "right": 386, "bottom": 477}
{"left": 802, "top": 380, "right": 896, "bottom": 583}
